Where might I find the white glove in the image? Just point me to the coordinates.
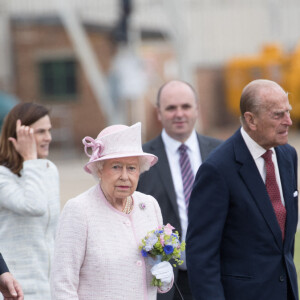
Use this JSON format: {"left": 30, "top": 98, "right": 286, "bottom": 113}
{"left": 151, "top": 261, "right": 174, "bottom": 289}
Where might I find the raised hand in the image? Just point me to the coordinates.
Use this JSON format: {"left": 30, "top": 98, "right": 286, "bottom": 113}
{"left": 8, "top": 120, "right": 37, "bottom": 161}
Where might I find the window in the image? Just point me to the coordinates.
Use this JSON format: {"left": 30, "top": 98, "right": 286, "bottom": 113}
{"left": 39, "top": 59, "right": 77, "bottom": 100}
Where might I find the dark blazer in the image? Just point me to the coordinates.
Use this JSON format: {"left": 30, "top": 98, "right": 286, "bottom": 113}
{"left": 137, "top": 132, "right": 222, "bottom": 300}
{"left": 186, "top": 129, "right": 299, "bottom": 300}
{"left": 0, "top": 253, "right": 9, "bottom": 275}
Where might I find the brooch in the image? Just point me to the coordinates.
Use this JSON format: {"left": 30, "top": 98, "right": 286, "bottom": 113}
{"left": 139, "top": 203, "right": 146, "bottom": 210}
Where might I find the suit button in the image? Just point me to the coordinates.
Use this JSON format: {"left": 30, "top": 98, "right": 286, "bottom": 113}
{"left": 136, "top": 260, "right": 142, "bottom": 267}
{"left": 279, "top": 275, "right": 284, "bottom": 282}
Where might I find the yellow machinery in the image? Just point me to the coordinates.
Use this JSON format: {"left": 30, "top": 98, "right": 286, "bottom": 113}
{"left": 284, "top": 44, "right": 300, "bottom": 118}
{"left": 224, "top": 43, "right": 300, "bottom": 120}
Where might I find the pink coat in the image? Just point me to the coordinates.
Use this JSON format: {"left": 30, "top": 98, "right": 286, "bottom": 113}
{"left": 51, "top": 184, "right": 171, "bottom": 299}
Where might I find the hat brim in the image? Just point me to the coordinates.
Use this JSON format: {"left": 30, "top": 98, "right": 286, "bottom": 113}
{"left": 84, "top": 152, "right": 158, "bottom": 174}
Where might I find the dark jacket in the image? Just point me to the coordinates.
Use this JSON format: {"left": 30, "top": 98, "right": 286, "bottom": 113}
{"left": 137, "top": 133, "right": 222, "bottom": 300}
{"left": 187, "top": 129, "right": 299, "bottom": 300}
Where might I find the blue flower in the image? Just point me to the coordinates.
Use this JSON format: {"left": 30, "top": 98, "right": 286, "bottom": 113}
{"left": 141, "top": 249, "right": 148, "bottom": 257}
{"left": 163, "top": 245, "right": 174, "bottom": 255}
{"left": 139, "top": 224, "right": 185, "bottom": 288}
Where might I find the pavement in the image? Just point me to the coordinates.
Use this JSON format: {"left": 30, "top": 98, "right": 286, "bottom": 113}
{"left": 49, "top": 150, "right": 96, "bottom": 208}
{"left": 49, "top": 129, "right": 300, "bottom": 227}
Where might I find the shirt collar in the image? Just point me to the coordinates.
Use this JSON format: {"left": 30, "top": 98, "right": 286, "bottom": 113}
{"left": 161, "top": 129, "right": 198, "bottom": 154}
{"left": 240, "top": 127, "right": 274, "bottom": 159}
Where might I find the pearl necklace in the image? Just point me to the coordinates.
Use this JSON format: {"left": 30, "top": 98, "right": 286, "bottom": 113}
{"left": 122, "top": 196, "right": 133, "bottom": 214}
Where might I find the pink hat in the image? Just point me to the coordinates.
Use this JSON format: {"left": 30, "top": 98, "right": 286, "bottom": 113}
{"left": 82, "top": 122, "right": 158, "bottom": 174}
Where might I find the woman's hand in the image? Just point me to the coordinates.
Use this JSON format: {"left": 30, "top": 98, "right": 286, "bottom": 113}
{"left": 151, "top": 261, "right": 174, "bottom": 290}
{"left": 8, "top": 120, "right": 37, "bottom": 161}
{"left": 0, "top": 272, "right": 24, "bottom": 300}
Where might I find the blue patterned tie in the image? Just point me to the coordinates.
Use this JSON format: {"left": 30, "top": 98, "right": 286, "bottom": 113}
{"left": 179, "top": 144, "right": 194, "bottom": 208}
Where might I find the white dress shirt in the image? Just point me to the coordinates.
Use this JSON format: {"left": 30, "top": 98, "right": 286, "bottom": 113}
{"left": 161, "top": 129, "right": 201, "bottom": 269}
{"left": 240, "top": 127, "right": 285, "bottom": 206}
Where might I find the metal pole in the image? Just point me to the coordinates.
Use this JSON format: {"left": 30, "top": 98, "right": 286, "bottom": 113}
{"left": 54, "top": 0, "right": 120, "bottom": 125}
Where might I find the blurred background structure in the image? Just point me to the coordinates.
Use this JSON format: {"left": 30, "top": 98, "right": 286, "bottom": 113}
{"left": 1, "top": 0, "right": 300, "bottom": 202}
{"left": 0, "top": 1, "right": 300, "bottom": 291}
{"left": 1, "top": 0, "right": 300, "bottom": 149}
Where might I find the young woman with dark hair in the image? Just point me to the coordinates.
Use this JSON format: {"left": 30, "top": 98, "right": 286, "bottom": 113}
{"left": 0, "top": 102, "right": 60, "bottom": 300}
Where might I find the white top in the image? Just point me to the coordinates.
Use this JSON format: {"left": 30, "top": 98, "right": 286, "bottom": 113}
{"left": 51, "top": 185, "right": 172, "bottom": 300}
{"left": 0, "top": 159, "right": 60, "bottom": 300}
{"left": 161, "top": 129, "right": 201, "bottom": 269}
{"left": 241, "top": 127, "right": 285, "bottom": 205}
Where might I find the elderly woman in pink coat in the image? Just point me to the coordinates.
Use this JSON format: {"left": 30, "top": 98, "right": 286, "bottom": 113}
{"left": 50, "top": 122, "right": 174, "bottom": 300}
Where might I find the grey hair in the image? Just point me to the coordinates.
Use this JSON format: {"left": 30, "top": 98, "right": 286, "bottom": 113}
{"left": 87, "top": 156, "right": 151, "bottom": 179}
{"left": 240, "top": 82, "right": 262, "bottom": 126}
{"left": 239, "top": 79, "right": 288, "bottom": 127}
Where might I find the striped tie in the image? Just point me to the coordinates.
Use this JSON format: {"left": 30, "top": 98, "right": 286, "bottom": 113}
{"left": 179, "top": 144, "right": 194, "bottom": 208}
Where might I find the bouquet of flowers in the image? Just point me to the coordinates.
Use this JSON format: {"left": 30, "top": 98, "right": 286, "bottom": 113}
{"left": 139, "top": 223, "right": 186, "bottom": 287}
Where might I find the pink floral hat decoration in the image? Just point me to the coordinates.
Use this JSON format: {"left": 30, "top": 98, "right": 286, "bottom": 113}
{"left": 82, "top": 122, "right": 158, "bottom": 174}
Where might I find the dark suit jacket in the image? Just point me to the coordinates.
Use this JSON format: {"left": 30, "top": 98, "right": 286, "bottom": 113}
{"left": 0, "top": 253, "right": 9, "bottom": 275}
{"left": 137, "top": 132, "right": 222, "bottom": 299}
{"left": 186, "top": 129, "right": 299, "bottom": 300}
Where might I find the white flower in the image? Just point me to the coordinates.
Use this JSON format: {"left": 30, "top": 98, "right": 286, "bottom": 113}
{"left": 145, "top": 233, "right": 158, "bottom": 251}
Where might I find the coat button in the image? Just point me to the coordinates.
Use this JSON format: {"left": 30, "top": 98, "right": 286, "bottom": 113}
{"left": 279, "top": 275, "right": 284, "bottom": 282}
{"left": 124, "top": 220, "right": 131, "bottom": 226}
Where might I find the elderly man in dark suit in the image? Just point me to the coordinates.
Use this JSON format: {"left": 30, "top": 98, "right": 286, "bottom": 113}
{"left": 0, "top": 253, "right": 23, "bottom": 299}
{"left": 137, "top": 80, "right": 222, "bottom": 300}
{"left": 187, "top": 79, "right": 299, "bottom": 300}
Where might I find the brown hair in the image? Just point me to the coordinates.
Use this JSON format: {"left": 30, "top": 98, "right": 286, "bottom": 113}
{"left": 0, "top": 102, "right": 49, "bottom": 175}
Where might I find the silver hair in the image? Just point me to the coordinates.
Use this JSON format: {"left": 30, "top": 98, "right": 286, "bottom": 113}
{"left": 88, "top": 156, "right": 151, "bottom": 179}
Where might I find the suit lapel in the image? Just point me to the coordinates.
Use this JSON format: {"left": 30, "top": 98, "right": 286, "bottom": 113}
{"left": 275, "top": 147, "right": 294, "bottom": 247}
{"left": 233, "top": 131, "right": 283, "bottom": 250}
{"left": 152, "top": 135, "right": 205, "bottom": 223}
{"left": 198, "top": 134, "right": 213, "bottom": 161}
{"left": 150, "top": 136, "right": 179, "bottom": 220}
